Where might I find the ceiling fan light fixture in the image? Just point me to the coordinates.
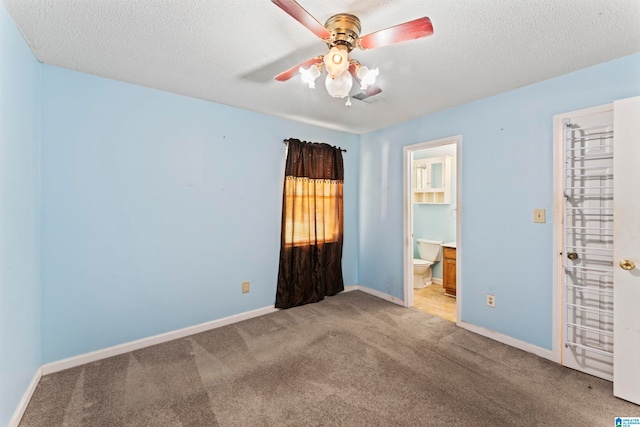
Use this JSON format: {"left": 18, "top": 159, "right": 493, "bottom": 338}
{"left": 356, "top": 66, "right": 379, "bottom": 90}
{"left": 325, "top": 71, "right": 352, "bottom": 98}
{"left": 299, "top": 64, "right": 321, "bottom": 88}
{"left": 272, "top": 2, "right": 436, "bottom": 104}
{"left": 323, "top": 45, "right": 349, "bottom": 76}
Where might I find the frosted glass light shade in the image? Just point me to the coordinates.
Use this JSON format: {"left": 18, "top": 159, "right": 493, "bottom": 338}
{"left": 325, "top": 71, "right": 353, "bottom": 98}
{"left": 356, "top": 66, "right": 379, "bottom": 90}
{"left": 299, "top": 65, "right": 321, "bottom": 88}
{"left": 323, "top": 46, "right": 349, "bottom": 76}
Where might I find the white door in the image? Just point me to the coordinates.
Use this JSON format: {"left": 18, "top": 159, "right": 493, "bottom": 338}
{"left": 557, "top": 96, "right": 640, "bottom": 405}
{"left": 613, "top": 96, "right": 640, "bottom": 404}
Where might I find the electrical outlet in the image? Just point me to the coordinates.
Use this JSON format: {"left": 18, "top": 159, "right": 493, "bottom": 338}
{"left": 533, "top": 208, "right": 546, "bottom": 223}
{"left": 486, "top": 294, "right": 496, "bottom": 308}
{"left": 242, "top": 281, "right": 250, "bottom": 293}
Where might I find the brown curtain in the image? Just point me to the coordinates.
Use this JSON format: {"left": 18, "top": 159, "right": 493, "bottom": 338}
{"left": 275, "top": 139, "right": 344, "bottom": 309}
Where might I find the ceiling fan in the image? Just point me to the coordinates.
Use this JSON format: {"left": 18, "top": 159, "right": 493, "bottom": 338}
{"left": 271, "top": 0, "right": 434, "bottom": 105}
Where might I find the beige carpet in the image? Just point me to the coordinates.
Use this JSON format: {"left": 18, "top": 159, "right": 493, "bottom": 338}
{"left": 20, "top": 290, "right": 638, "bottom": 426}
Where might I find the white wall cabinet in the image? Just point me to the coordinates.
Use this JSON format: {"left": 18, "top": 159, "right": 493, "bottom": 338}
{"left": 413, "top": 156, "right": 452, "bottom": 204}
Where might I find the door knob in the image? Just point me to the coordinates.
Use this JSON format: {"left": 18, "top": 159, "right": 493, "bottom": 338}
{"left": 619, "top": 259, "right": 636, "bottom": 271}
{"left": 567, "top": 252, "right": 578, "bottom": 260}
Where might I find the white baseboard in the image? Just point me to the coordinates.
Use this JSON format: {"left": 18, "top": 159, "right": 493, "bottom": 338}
{"left": 459, "top": 321, "right": 554, "bottom": 361}
{"left": 42, "top": 305, "right": 279, "bottom": 375}
{"left": 343, "top": 285, "right": 405, "bottom": 307}
{"left": 42, "top": 286, "right": 383, "bottom": 375}
{"left": 41, "top": 286, "right": 382, "bottom": 375}
{"left": 432, "top": 277, "right": 443, "bottom": 285}
{"left": 9, "top": 367, "right": 42, "bottom": 427}
{"left": 39, "top": 294, "right": 554, "bottom": 376}
{"left": 345, "top": 287, "right": 553, "bottom": 362}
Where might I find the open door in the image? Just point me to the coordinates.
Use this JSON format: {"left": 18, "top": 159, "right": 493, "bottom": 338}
{"left": 555, "top": 96, "right": 640, "bottom": 405}
{"left": 613, "top": 96, "right": 640, "bottom": 404}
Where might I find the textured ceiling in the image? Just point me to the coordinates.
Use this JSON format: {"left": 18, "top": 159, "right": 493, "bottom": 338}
{"left": 4, "top": 0, "right": 640, "bottom": 134}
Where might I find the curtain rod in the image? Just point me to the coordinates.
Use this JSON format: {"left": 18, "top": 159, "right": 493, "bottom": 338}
{"left": 283, "top": 140, "right": 347, "bottom": 153}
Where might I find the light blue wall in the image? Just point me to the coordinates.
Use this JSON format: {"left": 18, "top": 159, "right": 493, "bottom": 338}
{"left": 40, "top": 66, "right": 359, "bottom": 363}
{"left": 0, "top": 4, "right": 41, "bottom": 425}
{"left": 359, "top": 53, "right": 640, "bottom": 350}
{"left": 413, "top": 144, "right": 457, "bottom": 279}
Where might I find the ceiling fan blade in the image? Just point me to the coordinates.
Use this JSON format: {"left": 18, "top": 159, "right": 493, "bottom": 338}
{"left": 274, "top": 56, "right": 323, "bottom": 82}
{"left": 272, "top": 0, "right": 332, "bottom": 40}
{"left": 356, "top": 17, "right": 433, "bottom": 50}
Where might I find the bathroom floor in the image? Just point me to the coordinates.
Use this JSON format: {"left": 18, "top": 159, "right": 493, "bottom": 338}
{"left": 413, "top": 284, "right": 456, "bottom": 322}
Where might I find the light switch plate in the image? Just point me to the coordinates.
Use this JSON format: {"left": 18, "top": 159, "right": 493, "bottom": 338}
{"left": 534, "top": 208, "right": 546, "bottom": 223}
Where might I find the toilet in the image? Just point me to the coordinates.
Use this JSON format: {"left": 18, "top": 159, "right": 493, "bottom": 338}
{"left": 413, "top": 239, "right": 442, "bottom": 289}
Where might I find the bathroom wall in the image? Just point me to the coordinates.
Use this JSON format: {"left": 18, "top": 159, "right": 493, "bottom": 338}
{"left": 359, "top": 53, "right": 640, "bottom": 350}
{"left": 0, "top": 3, "right": 42, "bottom": 425}
{"left": 413, "top": 144, "right": 457, "bottom": 279}
{"left": 40, "top": 65, "right": 359, "bottom": 363}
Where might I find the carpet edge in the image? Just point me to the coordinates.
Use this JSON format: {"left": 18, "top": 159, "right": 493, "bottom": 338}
{"left": 41, "top": 305, "right": 279, "bottom": 375}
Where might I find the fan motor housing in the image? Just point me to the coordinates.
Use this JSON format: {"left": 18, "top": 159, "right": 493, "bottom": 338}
{"left": 324, "top": 14, "right": 361, "bottom": 51}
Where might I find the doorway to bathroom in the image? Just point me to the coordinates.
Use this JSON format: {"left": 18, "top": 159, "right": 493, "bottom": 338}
{"left": 403, "top": 136, "right": 461, "bottom": 324}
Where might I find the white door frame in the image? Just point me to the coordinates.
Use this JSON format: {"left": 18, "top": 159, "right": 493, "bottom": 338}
{"left": 552, "top": 103, "right": 613, "bottom": 364}
{"left": 402, "top": 135, "right": 462, "bottom": 325}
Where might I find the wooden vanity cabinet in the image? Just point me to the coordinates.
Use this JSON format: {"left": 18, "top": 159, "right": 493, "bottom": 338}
{"left": 443, "top": 246, "right": 457, "bottom": 297}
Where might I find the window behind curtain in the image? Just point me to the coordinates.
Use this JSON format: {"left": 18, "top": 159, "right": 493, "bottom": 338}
{"left": 283, "top": 177, "right": 342, "bottom": 247}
